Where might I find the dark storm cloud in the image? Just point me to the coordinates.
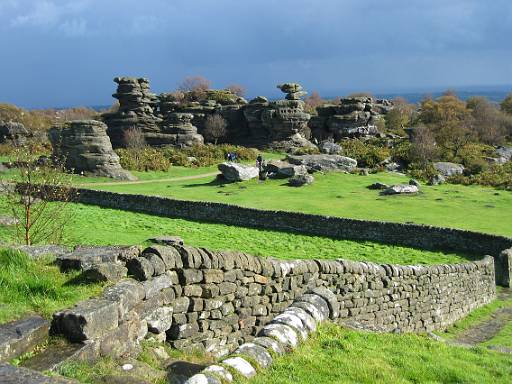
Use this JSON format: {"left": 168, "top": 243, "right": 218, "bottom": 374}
{"left": 0, "top": 0, "right": 511, "bottom": 107}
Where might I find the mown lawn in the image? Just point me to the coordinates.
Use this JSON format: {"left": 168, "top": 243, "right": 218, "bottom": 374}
{"left": 89, "top": 170, "right": 512, "bottom": 237}
{"left": 242, "top": 323, "right": 512, "bottom": 384}
{"left": 0, "top": 249, "right": 104, "bottom": 323}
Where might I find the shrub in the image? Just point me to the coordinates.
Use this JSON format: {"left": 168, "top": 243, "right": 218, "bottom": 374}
{"left": 341, "top": 139, "right": 390, "bottom": 168}
{"left": 225, "top": 84, "right": 246, "bottom": 97}
{"left": 123, "top": 127, "right": 146, "bottom": 149}
{"left": 448, "top": 163, "right": 512, "bottom": 190}
{"left": 116, "top": 148, "right": 170, "bottom": 171}
{"left": 162, "top": 144, "right": 258, "bottom": 167}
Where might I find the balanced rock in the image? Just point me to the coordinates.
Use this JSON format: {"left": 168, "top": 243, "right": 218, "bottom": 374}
{"left": 286, "top": 154, "right": 357, "bottom": 172}
{"left": 49, "top": 120, "right": 136, "bottom": 180}
{"left": 103, "top": 77, "right": 162, "bottom": 148}
{"left": 218, "top": 163, "right": 259, "bottom": 182}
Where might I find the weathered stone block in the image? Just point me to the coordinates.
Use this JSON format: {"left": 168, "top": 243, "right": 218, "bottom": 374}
{"left": 103, "top": 279, "right": 145, "bottom": 319}
{"left": 0, "top": 316, "right": 49, "bottom": 362}
{"left": 145, "top": 307, "right": 173, "bottom": 334}
{"left": 179, "top": 269, "right": 203, "bottom": 285}
{"left": 52, "top": 299, "right": 119, "bottom": 342}
{"left": 259, "top": 323, "right": 299, "bottom": 349}
{"left": 235, "top": 342, "right": 273, "bottom": 368}
{"left": 127, "top": 257, "right": 154, "bottom": 281}
{"left": 221, "top": 356, "right": 257, "bottom": 378}
{"left": 143, "top": 274, "right": 173, "bottom": 299}
{"left": 203, "top": 270, "right": 224, "bottom": 284}
{"left": 0, "top": 362, "right": 76, "bottom": 383}
{"left": 82, "top": 263, "right": 127, "bottom": 283}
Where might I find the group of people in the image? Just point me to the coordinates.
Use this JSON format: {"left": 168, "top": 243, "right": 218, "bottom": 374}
{"left": 226, "top": 152, "right": 238, "bottom": 162}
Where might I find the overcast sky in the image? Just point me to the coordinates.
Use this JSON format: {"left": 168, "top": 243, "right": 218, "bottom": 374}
{"left": 0, "top": 0, "right": 511, "bottom": 108}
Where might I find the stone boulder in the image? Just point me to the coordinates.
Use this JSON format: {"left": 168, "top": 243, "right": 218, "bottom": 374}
{"left": 288, "top": 174, "right": 314, "bottom": 187}
{"left": 319, "top": 141, "right": 342, "bottom": 155}
{"left": 218, "top": 162, "right": 259, "bottom": 182}
{"left": 367, "top": 182, "right": 389, "bottom": 190}
{"left": 496, "top": 146, "right": 512, "bottom": 163}
{"left": 380, "top": 185, "right": 419, "bottom": 195}
{"left": 0, "top": 121, "right": 29, "bottom": 146}
{"left": 266, "top": 160, "right": 308, "bottom": 178}
{"left": 49, "top": 120, "right": 136, "bottom": 180}
{"left": 286, "top": 154, "right": 357, "bottom": 172}
{"left": 428, "top": 174, "right": 446, "bottom": 186}
{"left": 433, "top": 162, "right": 465, "bottom": 177}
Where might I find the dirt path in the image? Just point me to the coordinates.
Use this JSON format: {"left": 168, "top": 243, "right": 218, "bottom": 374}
{"left": 78, "top": 171, "right": 220, "bottom": 187}
{"left": 451, "top": 289, "right": 512, "bottom": 347}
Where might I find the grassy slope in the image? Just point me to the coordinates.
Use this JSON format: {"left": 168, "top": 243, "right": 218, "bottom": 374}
{"left": 438, "top": 287, "right": 512, "bottom": 349}
{"left": 243, "top": 323, "right": 512, "bottom": 384}
{"left": 90, "top": 171, "right": 512, "bottom": 237}
{"left": 0, "top": 249, "right": 104, "bottom": 323}
{"left": 0, "top": 199, "right": 468, "bottom": 265}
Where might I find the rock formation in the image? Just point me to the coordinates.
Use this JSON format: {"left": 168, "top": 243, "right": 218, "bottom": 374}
{"left": 160, "top": 90, "right": 248, "bottom": 144}
{"left": 310, "top": 97, "right": 393, "bottom": 141}
{"left": 286, "top": 154, "right": 357, "bottom": 173}
{"left": 49, "top": 120, "right": 136, "bottom": 180}
{"left": 0, "top": 121, "right": 29, "bottom": 146}
{"left": 103, "top": 77, "right": 162, "bottom": 148}
{"left": 147, "top": 112, "right": 204, "bottom": 148}
{"left": 261, "top": 83, "right": 313, "bottom": 149}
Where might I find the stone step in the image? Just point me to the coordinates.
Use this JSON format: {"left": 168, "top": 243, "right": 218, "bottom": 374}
{"left": 0, "top": 362, "right": 77, "bottom": 383}
{"left": 20, "top": 341, "right": 92, "bottom": 372}
{"left": 0, "top": 316, "right": 49, "bottom": 362}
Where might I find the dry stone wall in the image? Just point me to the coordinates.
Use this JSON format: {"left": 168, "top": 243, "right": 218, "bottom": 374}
{"left": 51, "top": 243, "right": 496, "bottom": 359}
{"left": 67, "top": 188, "right": 512, "bottom": 285}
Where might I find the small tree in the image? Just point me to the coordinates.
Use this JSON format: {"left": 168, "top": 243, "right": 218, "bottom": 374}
{"left": 178, "top": 76, "right": 211, "bottom": 101}
{"left": 226, "top": 84, "right": 246, "bottom": 97}
{"left": 1, "top": 145, "right": 75, "bottom": 245}
{"left": 304, "top": 91, "right": 324, "bottom": 112}
{"left": 124, "top": 127, "right": 146, "bottom": 149}
{"left": 409, "top": 125, "right": 438, "bottom": 166}
{"left": 203, "top": 114, "right": 228, "bottom": 145}
{"left": 501, "top": 93, "right": 512, "bottom": 115}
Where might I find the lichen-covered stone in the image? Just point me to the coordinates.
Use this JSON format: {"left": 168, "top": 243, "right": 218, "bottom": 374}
{"left": 221, "top": 356, "right": 257, "bottom": 379}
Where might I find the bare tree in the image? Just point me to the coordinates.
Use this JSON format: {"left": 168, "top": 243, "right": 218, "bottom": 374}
{"left": 304, "top": 91, "right": 324, "bottom": 111}
{"left": 1, "top": 146, "right": 76, "bottom": 245}
{"left": 178, "top": 75, "right": 211, "bottom": 97}
{"left": 124, "top": 127, "right": 146, "bottom": 149}
{"left": 203, "top": 114, "right": 228, "bottom": 145}
{"left": 409, "top": 125, "right": 438, "bottom": 166}
{"left": 226, "top": 84, "right": 246, "bottom": 97}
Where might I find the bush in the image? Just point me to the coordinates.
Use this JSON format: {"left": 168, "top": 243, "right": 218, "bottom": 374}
{"left": 116, "top": 148, "right": 170, "bottom": 171}
{"left": 448, "top": 163, "right": 512, "bottom": 190}
{"left": 163, "top": 144, "right": 258, "bottom": 167}
{"left": 341, "top": 139, "right": 390, "bottom": 168}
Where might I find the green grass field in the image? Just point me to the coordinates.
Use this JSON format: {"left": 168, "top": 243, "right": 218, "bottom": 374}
{"left": 88, "top": 170, "right": 512, "bottom": 237}
{"left": 0, "top": 198, "right": 469, "bottom": 266}
{"left": 241, "top": 323, "right": 512, "bottom": 384}
{"left": 0, "top": 249, "right": 104, "bottom": 323}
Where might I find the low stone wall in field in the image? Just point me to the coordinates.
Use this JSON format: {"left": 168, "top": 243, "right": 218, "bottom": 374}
{"left": 68, "top": 188, "right": 512, "bottom": 286}
{"left": 51, "top": 244, "right": 496, "bottom": 358}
